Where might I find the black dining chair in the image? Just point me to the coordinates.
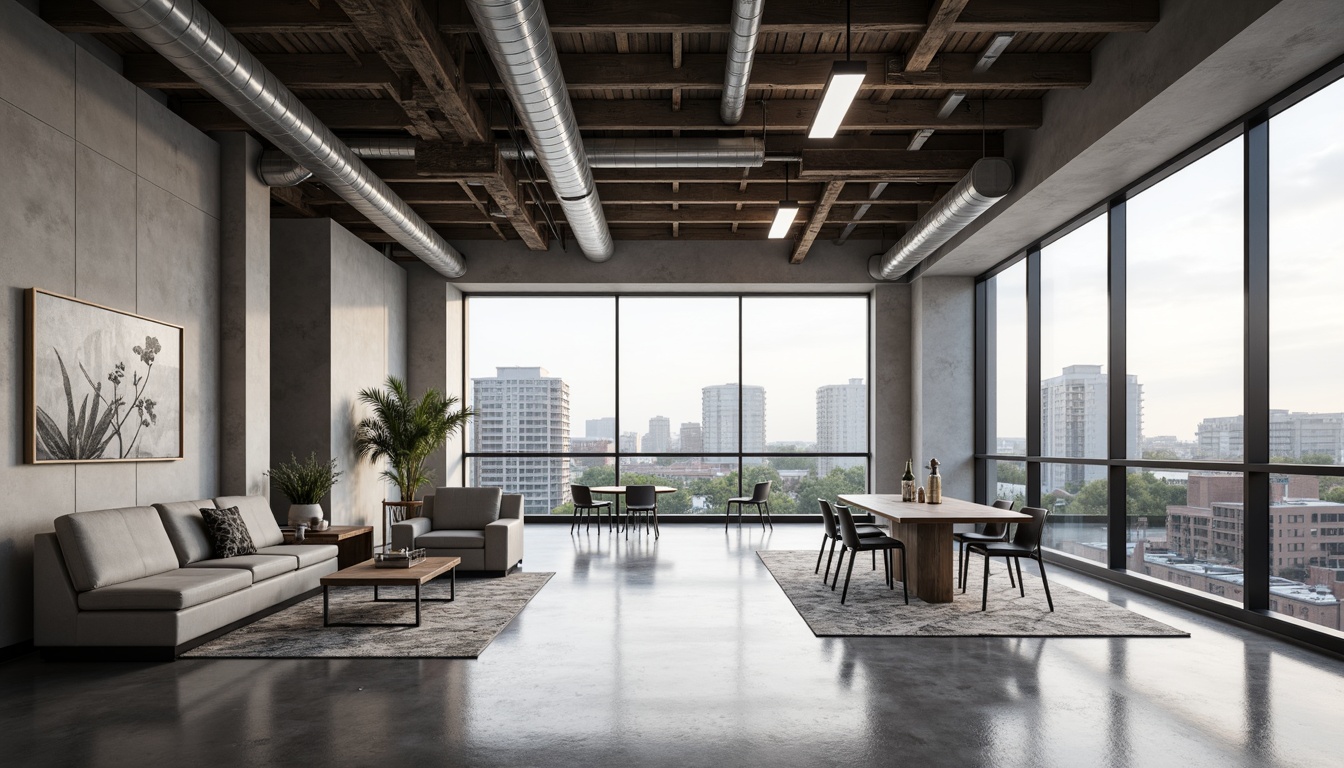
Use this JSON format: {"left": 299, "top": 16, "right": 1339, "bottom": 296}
{"left": 623, "top": 484, "right": 659, "bottom": 540}
{"left": 726, "top": 481, "right": 773, "bottom": 530}
{"left": 570, "top": 484, "right": 613, "bottom": 535}
{"left": 816, "top": 499, "right": 885, "bottom": 582}
{"left": 833, "top": 505, "right": 907, "bottom": 605}
{"left": 955, "top": 498, "right": 1015, "bottom": 591}
{"left": 968, "top": 505, "right": 1054, "bottom": 612}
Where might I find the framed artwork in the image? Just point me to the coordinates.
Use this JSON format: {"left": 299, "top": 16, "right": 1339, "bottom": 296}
{"left": 25, "top": 288, "right": 184, "bottom": 463}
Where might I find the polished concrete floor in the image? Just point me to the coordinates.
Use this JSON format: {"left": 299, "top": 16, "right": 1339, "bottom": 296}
{"left": 3, "top": 524, "right": 1343, "bottom": 767}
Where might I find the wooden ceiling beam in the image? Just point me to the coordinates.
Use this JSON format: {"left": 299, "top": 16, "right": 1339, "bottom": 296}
{"left": 413, "top": 142, "right": 549, "bottom": 248}
{"left": 347, "top": 222, "right": 894, "bottom": 242}
{"left": 790, "top": 180, "right": 845, "bottom": 264}
{"left": 904, "top": 0, "right": 971, "bottom": 74}
{"left": 306, "top": 181, "right": 939, "bottom": 206}
{"left": 40, "top": 0, "right": 355, "bottom": 34}
{"left": 562, "top": 98, "right": 1041, "bottom": 131}
{"left": 124, "top": 53, "right": 397, "bottom": 91}
{"left": 331, "top": 204, "right": 917, "bottom": 226}
{"left": 798, "top": 149, "right": 983, "bottom": 180}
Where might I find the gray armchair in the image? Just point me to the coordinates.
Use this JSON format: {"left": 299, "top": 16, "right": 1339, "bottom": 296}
{"left": 391, "top": 488, "right": 524, "bottom": 575}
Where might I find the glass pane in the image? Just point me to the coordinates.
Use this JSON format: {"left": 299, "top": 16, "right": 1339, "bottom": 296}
{"left": 1126, "top": 468, "right": 1240, "bottom": 607}
{"left": 1040, "top": 216, "right": 1113, "bottom": 459}
{"left": 1267, "top": 474, "right": 1344, "bottom": 632}
{"left": 991, "top": 262, "right": 1027, "bottom": 454}
{"left": 1040, "top": 462, "right": 1107, "bottom": 565}
{"left": 1127, "top": 138, "right": 1244, "bottom": 459}
{"left": 782, "top": 460, "right": 868, "bottom": 516}
{"left": 992, "top": 460, "right": 1026, "bottom": 508}
{"left": 742, "top": 296, "right": 868, "bottom": 458}
{"left": 468, "top": 297, "right": 615, "bottom": 454}
{"left": 1270, "top": 77, "right": 1344, "bottom": 466}
{"left": 467, "top": 457, "right": 572, "bottom": 515}
{"left": 619, "top": 298, "right": 738, "bottom": 459}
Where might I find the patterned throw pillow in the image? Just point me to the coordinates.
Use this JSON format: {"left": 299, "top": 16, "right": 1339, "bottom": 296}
{"left": 200, "top": 506, "right": 256, "bottom": 558}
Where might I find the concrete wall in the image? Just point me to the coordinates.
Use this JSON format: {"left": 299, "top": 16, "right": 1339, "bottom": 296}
{"left": 0, "top": 1, "right": 221, "bottom": 647}
{"left": 910, "top": 277, "right": 976, "bottom": 500}
{"left": 406, "top": 263, "right": 465, "bottom": 489}
{"left": 271, "top": 219, "right": 407, "bottom": 545}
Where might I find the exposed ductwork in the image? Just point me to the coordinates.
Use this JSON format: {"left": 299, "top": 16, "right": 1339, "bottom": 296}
{"left": 502, "top": 137, "right": 765, "bottom": 168}
{"left": 93, "top": 0, "right": 466, "bottom": 279}
{"left": 466, "top": 0, "right": 614, "bottom": 262}
{"left": 260, "top": 138, "right": 417, "bottom": 187}
{"left": 721, "top": 0, "right": 765, "bottom": 126}
{"left": 869, "top": 157, "right": 1014, "bottom": 281}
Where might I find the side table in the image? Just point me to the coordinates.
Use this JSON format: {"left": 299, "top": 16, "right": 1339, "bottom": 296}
{"left": 282, "top": 525, "right": 374, "bottom": 569}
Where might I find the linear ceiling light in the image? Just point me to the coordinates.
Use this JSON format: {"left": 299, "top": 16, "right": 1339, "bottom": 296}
{"left": 973, "top": 33, "right": 1016, "bottom": 73}
{"left": 808, "top": 1, "right": 865, "bottom": 139}
{"left": 770, "top": 163, "right": 800, "bottom": 238}
{"left": 937, "top": 91, "right": 966, "bottom": 119}
{"left": 907, "top": 128, "right": 935, "bottom": 151}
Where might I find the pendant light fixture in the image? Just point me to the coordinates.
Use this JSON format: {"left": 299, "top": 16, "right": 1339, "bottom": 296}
{"left": 769, "top": 163, "right": 799, "bottom": 239}
{"left": 808, "top": 0, "right": 866, "bottom": 139}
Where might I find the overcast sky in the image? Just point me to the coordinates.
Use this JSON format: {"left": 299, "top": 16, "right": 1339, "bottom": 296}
{"left": 993, "top": 75, "right": 1344, "bottom": 442}
{"left": 468, "top": 296, "right": 868, "bottom": 445}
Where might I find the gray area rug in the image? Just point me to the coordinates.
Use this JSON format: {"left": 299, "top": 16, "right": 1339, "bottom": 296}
{"left": 758, "top": 550, "right": 1187, "bottom": 638}
{"left": 184, "top": 572, "right": 553, "bottom": 659}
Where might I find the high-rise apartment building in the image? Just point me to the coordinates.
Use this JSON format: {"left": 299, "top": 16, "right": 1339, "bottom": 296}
{"left": 471, "top": 367, "right": 570, "bottom": 514}
{"left": 679, "top": 422, "right": 703, "bottom": 454}
{"left": 702, "top": 384, "right": 765, "bottom": 464}
{"left": 585, "top": 417, "right": 616, "bottom": 441}
{"left": 643, "top": 416, "right": 671, "bottom": 453}
{"left": 1039, "top": 365, "right": 1142, "bottom": 491}
{"left": 816, "top": 378, "right": 866, "bottom": 474}
{"left": 1196, "top": 410, "right": 1344, "bottom": 462}
{"left": 619, "top": 432, "right": 639, "bottom": 453}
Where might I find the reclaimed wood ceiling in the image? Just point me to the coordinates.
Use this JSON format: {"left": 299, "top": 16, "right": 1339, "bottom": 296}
{"left": 42, "top": 0, "right": 1158, "bottom": 261}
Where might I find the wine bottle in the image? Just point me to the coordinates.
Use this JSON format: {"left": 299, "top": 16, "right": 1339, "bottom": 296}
{"left": 901, "top": 459, "right": 916, "bottom": 502}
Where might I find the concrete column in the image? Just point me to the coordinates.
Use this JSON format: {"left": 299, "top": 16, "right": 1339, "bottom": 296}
{"left": 406, "top": 264, "right": 465, "bottom": 490}
{"left": 216, "top": 132, "right": 270, "bottom": 497}
{"left": 911, "top": 277, "right": 975, "bottom": 499}
{"left": 871, "top": 283, "right": 913, "bottom": 493}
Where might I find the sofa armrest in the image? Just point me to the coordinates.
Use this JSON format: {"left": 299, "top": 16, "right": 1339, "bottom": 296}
{"left": 391, "top": 517, "right": 434, "bottom": 550}
{"left": 499, "top": 494, "right": 524, "bottom": 520}
{"left": 33, "top": 533, "right": 80, "bottom": 646}
{"left": 484, "top": 516, "right": 524, "bottom": 572}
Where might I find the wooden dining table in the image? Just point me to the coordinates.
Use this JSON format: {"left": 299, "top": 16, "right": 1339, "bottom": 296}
{"left": 588, "top": 485, "right": 678, "bottom": 497}
{"left": 837, "top": 495, "right": 1029, "bottom": 604}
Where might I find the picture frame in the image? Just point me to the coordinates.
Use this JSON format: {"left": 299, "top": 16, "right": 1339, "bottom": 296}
{"left": 25, "top": 288, "right": 184, "bottom": 463}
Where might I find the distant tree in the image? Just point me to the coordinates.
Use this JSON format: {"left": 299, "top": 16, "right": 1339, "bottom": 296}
{"left": 1068, "top": 478, "right": 1109, "bottom": 516}
{"left": 1142, "top": 448, "right": 1181, "bottom": 461}
{"left": 996, "top": 462, "right": 1027, "bottom": 485}
{"left": 1125, "top": 471, "right": 1186, "bottom": 518}
{"left": 1323, "top": 486, "right": 1344, "bottom": 504}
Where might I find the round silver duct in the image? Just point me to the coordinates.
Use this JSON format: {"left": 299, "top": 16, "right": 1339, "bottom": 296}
{"left": 500, "top": 137, "right": 766, "bottom": 168}
{"left": 721, "top": 0, "right": 765, "bottom": 126}
{"left": 466, "top": 0, "right": 614, "bottom": 262}
{"left": 260, "top": 138, "right": 418, "bottom": 187}
{"left": 870, "top": 157, "right": 1015, "bottom": 281}
{"left": 93, "top": 0, "right": 466, "bottom": 279}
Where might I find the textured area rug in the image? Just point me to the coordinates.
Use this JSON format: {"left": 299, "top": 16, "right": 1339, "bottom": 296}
{"left": 758, "top": 550, "right": 1187, "bottom": 638}
{"left": 184, "top": 572, "right": 553, "bottom": 658}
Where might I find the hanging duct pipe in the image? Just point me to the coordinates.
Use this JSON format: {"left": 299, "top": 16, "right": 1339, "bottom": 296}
{"left": 869, "top": 157, "right": 1014, "bottom": 281}
{"left": 466, "top": 0, "right": 614, "bottom": 262}
{"left": 259, "top": 138, "right": 418, "bottom": 186}
{"left": 502, "top": 137, "right": 766, "bottom": 168}
{"left": 721, "top": 0, "right": 765, "bottom": 125}
{"left": 92, "top": 0, "right": 466, "bottom": 279}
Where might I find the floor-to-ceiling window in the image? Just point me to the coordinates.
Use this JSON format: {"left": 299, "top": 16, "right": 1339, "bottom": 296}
{"left": 976, "top": 60, "right": 1344, "bottom": 645}
{"left": 466, "top": 294, "right": 870, "bottom": 517}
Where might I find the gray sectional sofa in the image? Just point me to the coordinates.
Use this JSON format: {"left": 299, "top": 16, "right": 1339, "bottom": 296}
{"left": 392, "top": 488, "right": 524, "bottom": 574}
{"left": 34, "top": 495, "right": 338, "bottom": 658}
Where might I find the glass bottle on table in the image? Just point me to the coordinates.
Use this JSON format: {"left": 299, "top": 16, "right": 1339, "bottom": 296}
{"left": 901, "top": 459, "right": 916, "bottom": 502}
{"left": 927, "top": 458, "right": 943, "bottom": 504}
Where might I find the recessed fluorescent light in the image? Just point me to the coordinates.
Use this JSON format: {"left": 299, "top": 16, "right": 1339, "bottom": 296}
{"left": 973, "top": 33, "right": 1016, "bottom": 73}
{"left": 769, "top": 201, "right": 800, "bottom": 238}
{"left": 907, "top": 128, "right": 935, "bottom": 151}
{"left": 937, "top": 91, "right": 966, "bottom": 119}
{"left": 808, "top": 61, "right": 867, "bottom": 139}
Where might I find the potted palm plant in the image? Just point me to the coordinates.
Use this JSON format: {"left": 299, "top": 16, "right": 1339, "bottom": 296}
{"left": 354, "top": 376, "right": 473, "bottom": 517}
{"left": 267, "top": 452, "right": 342, "bottom": 527}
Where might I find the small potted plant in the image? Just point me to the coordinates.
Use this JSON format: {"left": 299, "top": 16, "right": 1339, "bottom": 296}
{"left": 267, "top": 452, "right": 342, "bottom": 528}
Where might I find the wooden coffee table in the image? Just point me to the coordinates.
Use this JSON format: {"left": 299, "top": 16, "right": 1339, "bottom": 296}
{"left": 320, "top": 557, "right": 460, "bottom": 628}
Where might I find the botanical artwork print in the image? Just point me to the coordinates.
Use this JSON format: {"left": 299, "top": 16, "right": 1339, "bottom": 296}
{"left": 30, "top": 290, "right": 182, "bottom": 462}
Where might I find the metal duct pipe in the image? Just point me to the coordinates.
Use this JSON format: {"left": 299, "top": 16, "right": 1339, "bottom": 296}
{"left": 501, "top": 137, "right": 765, "bottom": 168}
{"left": 260, "top": 138, "right": 418, "bottom": 186}
{"left": 721, "top": 0, "right": 764, "bottom": 125}
{"left": 466, "top": 0, "right": 614, "bottom": 262}
{"left": 869, "top": 157, "right": 1014, "bottom": 281}
{"left": 94, "top": 0, "right": 466, "bottom": 279}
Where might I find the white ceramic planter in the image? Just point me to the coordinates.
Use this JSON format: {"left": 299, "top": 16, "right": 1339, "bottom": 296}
{"left": 287, "top": 503, "right": 324, "bottom": 527}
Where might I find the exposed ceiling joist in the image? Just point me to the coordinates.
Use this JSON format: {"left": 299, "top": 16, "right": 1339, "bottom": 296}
{"left": 791, "top": 180, "right": 845, "bottom": 264}
{"left": 904, "top": 0, "right": 972, "bottom": 74}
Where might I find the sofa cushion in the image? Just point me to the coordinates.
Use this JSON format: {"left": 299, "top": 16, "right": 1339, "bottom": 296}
{"left": 417, "top": 530, "right": 487, "bottom": 549}
{"left": 255, "top": 544, "right": 339, "bottom": 569}
{"left": 185, "top": 554, "right": 296, "bottom": 583}
{"left": 153, "top": 499, "right": 217, "bottom": 565}
{"left": 430, "top": 487, "right": 502, "bottom": 531}
{"left": 200, "top": 507, "right": 257, "bottom": 558}
{"left": 77, "top": 568, "right": 251, "bottom": 611}
{"left": 213, "top": 495, "right": 284, "bottom": 548}
{"left": 55, "top": 507, "right": 181, "bottom": 592}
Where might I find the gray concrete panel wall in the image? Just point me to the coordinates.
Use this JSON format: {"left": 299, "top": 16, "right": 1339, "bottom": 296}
{"left": 911, "top": 277, "right": 975, "bottom": 500}
{"left": 0, "top": 1, "right": 221, "bottom": 648}
{"left": 871, "top": 283, "right": 912, "bottom": 493}
{"left": 406, "top": 264, "right": 466, "bottom": 491}
{"left": 218, "top": 133, "right": 271, "bottom": 497}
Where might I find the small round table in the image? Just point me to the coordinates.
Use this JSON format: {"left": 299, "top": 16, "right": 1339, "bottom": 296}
{"left": 588, "top": 486, "right": 677, "bottom": 538}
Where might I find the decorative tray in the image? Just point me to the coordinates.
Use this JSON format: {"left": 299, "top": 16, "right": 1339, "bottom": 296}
{"left": 374, "top": 548, "right": 427, "bottom": 568}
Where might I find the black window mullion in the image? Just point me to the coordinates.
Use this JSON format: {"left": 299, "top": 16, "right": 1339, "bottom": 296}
{"left": 974, "top": 280, "right": 990, "bottom": 503}
{"left": 1026, "top": 247, "right": 1042, "bottom": 509}
{"left": 1244, "top": 112, "right": 1272, "bottom": 611}
{"left": 1107, "top": 198, "right": 1129, "bottom": 570}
